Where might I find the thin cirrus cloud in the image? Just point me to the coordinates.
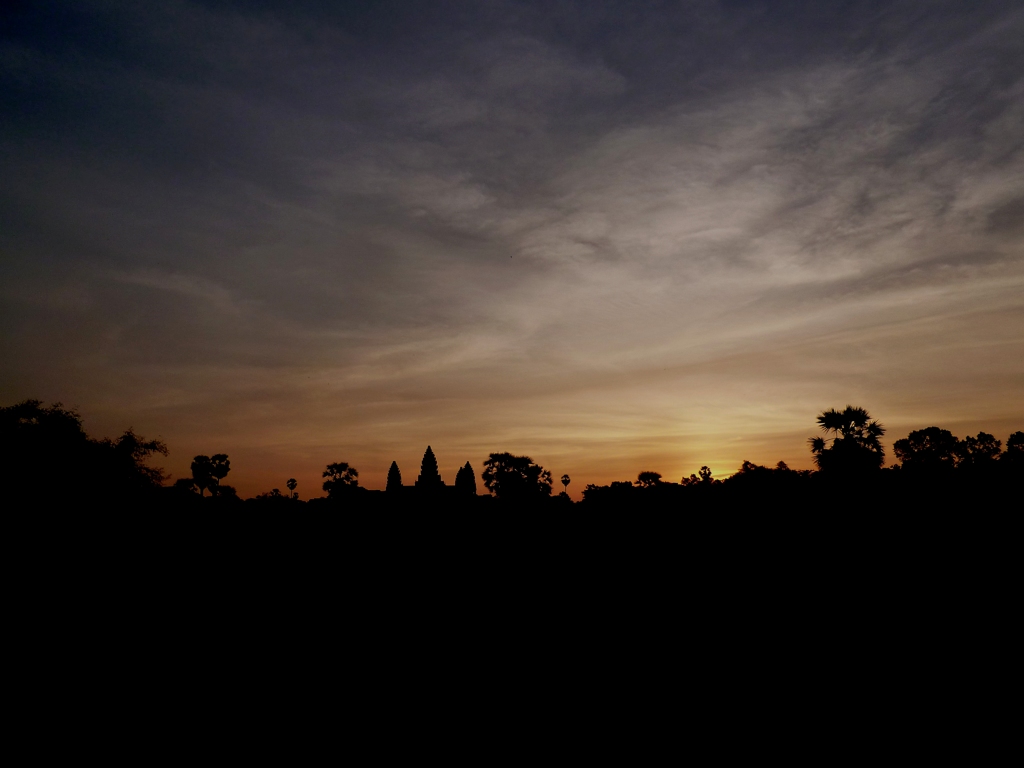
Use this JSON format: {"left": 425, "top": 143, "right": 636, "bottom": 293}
{"left": 0, "top": 1, "right": 1021, "bottom": 497}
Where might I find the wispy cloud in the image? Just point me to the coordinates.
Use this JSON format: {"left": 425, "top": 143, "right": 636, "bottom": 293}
{"left": 2, "top": 1, "right": 1022, "bottom": 495}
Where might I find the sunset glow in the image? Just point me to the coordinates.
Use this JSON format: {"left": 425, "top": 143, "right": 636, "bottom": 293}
{"left": 2, "top": 2, "right": 1022, "bottom": 499}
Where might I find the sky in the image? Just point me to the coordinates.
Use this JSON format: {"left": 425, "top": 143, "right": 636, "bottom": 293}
{"left": 2, "top": 0, "right": 1022, "bottom": 498}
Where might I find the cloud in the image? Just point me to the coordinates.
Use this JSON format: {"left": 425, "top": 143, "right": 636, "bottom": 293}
{"left": 111, "top": 271, "right": 245, "bottom": 315}
{"left": 1, "top": 1, "right": 1022, "bottom": 495}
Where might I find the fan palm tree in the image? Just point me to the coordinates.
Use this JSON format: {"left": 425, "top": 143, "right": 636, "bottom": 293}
{"left": 809, "top": 406, "right": 885, "bottom": 472}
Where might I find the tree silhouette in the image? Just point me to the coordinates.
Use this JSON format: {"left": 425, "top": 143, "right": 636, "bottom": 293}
{"left": 481, "top": 453, "right": 552, "bottom": 501}
{"left": 416, "top": 446, "right": 443, "bottom": 489}
{"left": 386, "top": 461, "right": 403, "bottom": 492}
{"left": 191, "top": 454, "right": 230, "bottom": 496}
{"left": 958, "top": 432, "right": 1001, "bottom": 468}
{"left": 681, "top": 466, "right": 715, "bottom": 485}
{"left": 0, "top": 400, "right": 87, "bottom": 455}
{"left": 893, "top": 427, "right": 959, "bottom": 471}
{"left": 1, "top": 399, "right": 168, "bottom": 503}
{"left": 1003, "top": 432, "right": 1024, "bottom": 473}
{"left": 322, "top": 462, "right": 359, "bottom": 498}
{"left": 455, "top": 461, "right": 477, "bottom": 494}
{"left": 635, "top": 471, "right": 661, "bottom": 488}
{"left": 103, "top": 429, "right": 168, "bottom": 491}
{"left": 190, "top": 456, "right": 212, "bottom": 495}
{"left": 808, "top": 406, "right": 885, "bottom": 472}
{"left": 209, "top": 454, "right": 230, "bottom": 491}
{"left": 6, "top": 395, "right": 1020, "bottom": 510}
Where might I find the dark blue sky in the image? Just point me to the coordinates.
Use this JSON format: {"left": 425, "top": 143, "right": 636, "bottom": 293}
{"left": 2, "top": 1, "right": 1022, "bottom": 495}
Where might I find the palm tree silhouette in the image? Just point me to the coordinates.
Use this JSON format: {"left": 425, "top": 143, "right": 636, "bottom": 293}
{"left": 809, "top": 406, "right": 885, "bottom": 471}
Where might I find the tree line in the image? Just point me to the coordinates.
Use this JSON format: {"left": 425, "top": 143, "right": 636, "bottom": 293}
{"left": 1, "top": 400, "right": 1020, "bottom": 510}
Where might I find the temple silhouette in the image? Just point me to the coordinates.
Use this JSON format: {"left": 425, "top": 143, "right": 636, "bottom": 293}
{"left": 386, "top": 445, "right": 477, "bottom": 501}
